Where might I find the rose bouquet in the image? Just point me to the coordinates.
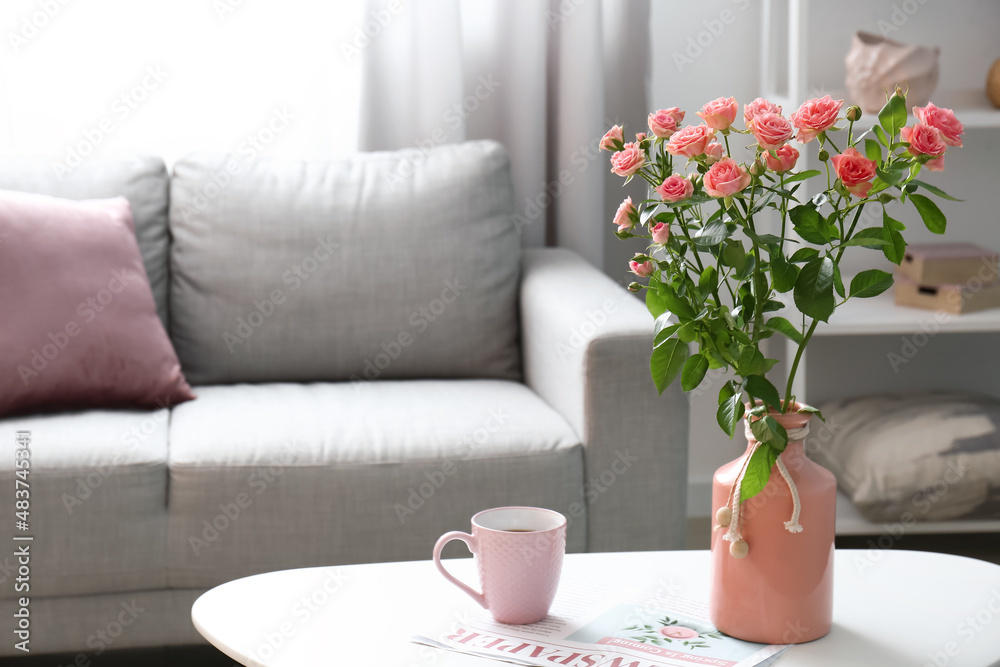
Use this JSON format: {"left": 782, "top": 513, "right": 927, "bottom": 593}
{"left": 604, "top": 89, "right": 963, "bottom": 499}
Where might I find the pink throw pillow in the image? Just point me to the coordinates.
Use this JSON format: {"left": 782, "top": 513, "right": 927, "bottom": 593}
{"left": 0, "top": 190, "right": 194, "bottom": 417}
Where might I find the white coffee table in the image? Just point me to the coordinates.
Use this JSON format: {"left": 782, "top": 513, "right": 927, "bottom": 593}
{"left": 192, "top": 550, "right": 1000, "bottom": 666}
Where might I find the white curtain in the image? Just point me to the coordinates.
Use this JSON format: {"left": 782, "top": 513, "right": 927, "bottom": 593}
{"left": 359, "top": 0, "right": 650, "bottom": 275}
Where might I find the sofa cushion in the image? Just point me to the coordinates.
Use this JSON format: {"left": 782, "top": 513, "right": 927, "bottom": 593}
{"left": 167, "top": 380, "right": 583, "bottom": 588}
{"left": 0, "top": 408, "right": 169, "bottom": 599}
{"left": 169, "top": 141, "right": 521, "bottom": 385}
{"left": 0, "top": 155, "right": 171, "bottom": 327}
{"left": 0, "top": 191, "right": 194, "bottom": 417}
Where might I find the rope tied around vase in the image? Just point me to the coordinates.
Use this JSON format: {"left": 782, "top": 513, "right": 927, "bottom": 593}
{"left": 715, "top": 422, "right": 811, "bottom": 559}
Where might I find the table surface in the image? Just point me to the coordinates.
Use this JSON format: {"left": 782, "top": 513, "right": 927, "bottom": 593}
{"left": 192, "top": 550, "right": 1000, "bottom": 667}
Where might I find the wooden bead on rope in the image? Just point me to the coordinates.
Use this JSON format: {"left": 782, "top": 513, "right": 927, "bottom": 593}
{"left": 729, "top": 539, "right": 749, "bottom": 559}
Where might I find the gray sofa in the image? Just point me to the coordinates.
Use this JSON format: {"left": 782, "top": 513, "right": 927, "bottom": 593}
{"left": 0, "top": 141, "right": 688, "bottom": 656}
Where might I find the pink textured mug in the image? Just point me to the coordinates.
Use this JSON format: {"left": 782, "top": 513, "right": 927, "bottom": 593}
{"left": 433, "top": 506, "right": 566, "bottom": 625}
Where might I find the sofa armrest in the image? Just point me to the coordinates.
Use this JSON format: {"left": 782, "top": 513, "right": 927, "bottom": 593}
{"left": 520, "top": 248, "right": 689, "bottom": 552}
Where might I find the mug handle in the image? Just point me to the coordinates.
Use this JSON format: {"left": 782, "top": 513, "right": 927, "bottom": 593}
{"left": 433, "top": 531, "right": 486, "bottom": 609}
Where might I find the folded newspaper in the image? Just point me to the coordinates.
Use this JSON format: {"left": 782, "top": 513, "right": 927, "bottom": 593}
{"left": 413, "top": 579, "right": 788, "bottom": 667}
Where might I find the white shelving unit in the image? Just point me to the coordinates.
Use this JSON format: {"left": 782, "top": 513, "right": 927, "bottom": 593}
{"left": 761, "top": 0, "right": 1000, "bottom": 537}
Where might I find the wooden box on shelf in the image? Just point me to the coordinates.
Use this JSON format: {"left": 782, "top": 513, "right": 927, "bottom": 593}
{"left": 898, "top": 242, "right": 999, "bottom": 285}
{"left": 894, "top": 274, "right": 1000, "bottom": 315}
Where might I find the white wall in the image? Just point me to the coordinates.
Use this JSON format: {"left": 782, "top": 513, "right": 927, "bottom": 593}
{"left": 650, "top": 0, "right": 1000, "bottom": 517}
{"left": 0, "top": 0, "right": 366, "bottom": 166}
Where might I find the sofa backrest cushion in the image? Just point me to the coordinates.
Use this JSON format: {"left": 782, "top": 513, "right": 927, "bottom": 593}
{"left": 169, "top": 140, "right": 521, "bottom": 385}
{"left": 0, "top": 155, "right": 170, "bottom": 328}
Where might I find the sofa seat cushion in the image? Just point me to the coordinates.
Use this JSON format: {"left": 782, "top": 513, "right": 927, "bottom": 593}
{"left": 0, "top": 408, "right": 169, "bottom": 599}
{"left": 167, "top": 380, "right": 584, "bottom": 589}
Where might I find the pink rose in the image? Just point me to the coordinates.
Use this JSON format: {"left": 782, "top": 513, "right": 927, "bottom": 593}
{"left": 665, "top": 124, "right": 715, "bottom": 158}
{"left": 901, "top": 123, "right": 946, "bottom": 157}
{"left": 655, "top": 174, "right": 694, "bottom": 203}
{"left": 651, "top": 222, "right": 670, "bottom": 244}
{"left": 830, "top": 147, "right": 877, "bottom": 197}
{"left": 629, "top": 257, "right": 655, "bottom": 277}
{"left": 764, "top": 144, "right": 800, "bottom": 173}
{"left": 697, "top": 96, "right": 739, "bottom": 131}
{"left": 610, "top": 142, "right": 645, "bottom": 176}
{"left": 600, "top": 125, "right": 624, "bottom": 151}
{"left": 703, "top": 158, "right": 751, "bottom": 198}
{"left": 635, "top": 132, "right": 648, "bottom": 142}
{"left": 913, "top": 103, "right": 964, "bottom": 147}
{"left": 744, "top": 98, "right": 782, "bottom": 131}
{"left": 612, "top": 196, "right": 637, "bottom": 232}
{"left": 648, "top": 108, "right": 684, "bottom": 138}
{"left": 704, "top": 142, "right": 724, "bottom": 165}
{"left": 790, "top": 95, "right": 843, "bottom": 143}
{"left": 925, "top": 156, "right": 945, "bottom": 172}
{"left": 751, "top": 112, "right": 793, "bottom": 150}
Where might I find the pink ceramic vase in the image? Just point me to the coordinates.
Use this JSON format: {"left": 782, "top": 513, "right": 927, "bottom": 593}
{"left": 709, "top": 407, "right": 836, "bottom": 644}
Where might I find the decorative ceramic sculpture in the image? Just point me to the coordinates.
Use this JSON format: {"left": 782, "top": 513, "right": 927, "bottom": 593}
{"left": 988, "top": 58, "right": 1000, "bottom": 109}
{"left": 846, "top": 31, "right": 940, "bottom": 113}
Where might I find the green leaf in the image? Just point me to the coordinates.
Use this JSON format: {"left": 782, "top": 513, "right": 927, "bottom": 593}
{"left": 653, "top": 322, "right": 680, "bottom": 346}
{"left": 911, "top": 179, "right": 962, "bottom": 202}
{"left": 659, "top": 285, "right": 698, "bottom": 320}
{"left": 766, "top": 316, "right": 804, "bottom": 345}
{"left": 882, "top": 211, "right": 907, "bottom": 264}
{"left": 750, "top": 416, "right": 789, "bottom": 451}
{"left": 793, "top": 256, "right": 836, "bottom": 322}
{"left": 833, "top": 263, "right": 846, "bottom": 299}
{"left": 796, "top": 404, "right": 826, "bottom": 421}
{"left": 875, "top": 161, "right": 909, "bottom": 187}
{"left": 722, "top": 239, "right": 747, "bottom": 272}
{"left": 780, "top": 169, "right": 822, "bottom": 184}
{"left": 909, "top": 193, "right": 947, "bottom": 234}
{"left": 694, "top": 220, "right": 731, "bottom": 246}
{"left": 789, "top": 247, "right": 819, "bottom": 264}
{"left": 681, "top": 353, "right": 709, "bottom": 391}
{"left": 650, "top": 338, "right": 688, "bottom": 395}
{"left": 873, "top": 124, "right": 890, "bottom": 147}
{"left": 740, "top": 444, "right": 778, "bottom": 500}
{"left": 789, "top": 205, "right": 831, "bottom": 245}
{"left": 840, "top": 226, "right": 891, "bottom": 248}
{"left": 878, "top": 93, "right": 906, "bottom": 138}
{"left": 864, "top": 138, "right": 882, "bottom": 163}
{"left": 850, "top": 269, "right": 894, "bottom": 298}
{"left": 676, "top": 321, "right": 698, "bottom": 343}
{"left": 646, "top": 287, "right": 667, "bottom": 318}
{"left": 769, "top": 251, "right": 798, "bottom": 293}
{"left": 745, "top": 375, "right": 782, "bottom": 413}
{"left": 716, "top": 390, "right": 746, "bottom": 438}
{"left": 699, "top": 265, "right": 718, "bottom": 293}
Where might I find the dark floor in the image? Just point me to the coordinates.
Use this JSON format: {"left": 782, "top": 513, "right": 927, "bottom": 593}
{"left": 0, "top": 646, "right": 234, "bottom": 667}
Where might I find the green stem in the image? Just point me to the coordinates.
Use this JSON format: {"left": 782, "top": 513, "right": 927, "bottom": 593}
{"left": 783, "top": 318, "right": 820, "bottom": 410}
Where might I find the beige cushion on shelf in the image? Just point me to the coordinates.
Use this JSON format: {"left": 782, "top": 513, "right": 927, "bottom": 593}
{"left": 166, "top": 380, "right": 584, "bottom": 589}
{"left": 812, "top": 392, "right": 1000, "bottom": 522}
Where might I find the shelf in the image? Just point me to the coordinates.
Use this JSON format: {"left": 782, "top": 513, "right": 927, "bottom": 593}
{"left": 777, "top": 288, "right": 1000, "bottom": 336}
{"left": 830, "top": 87, "right": 1000, "bottom": 131}
{"left": 836, "top": 491, "right": 1000, "bottom": 535}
